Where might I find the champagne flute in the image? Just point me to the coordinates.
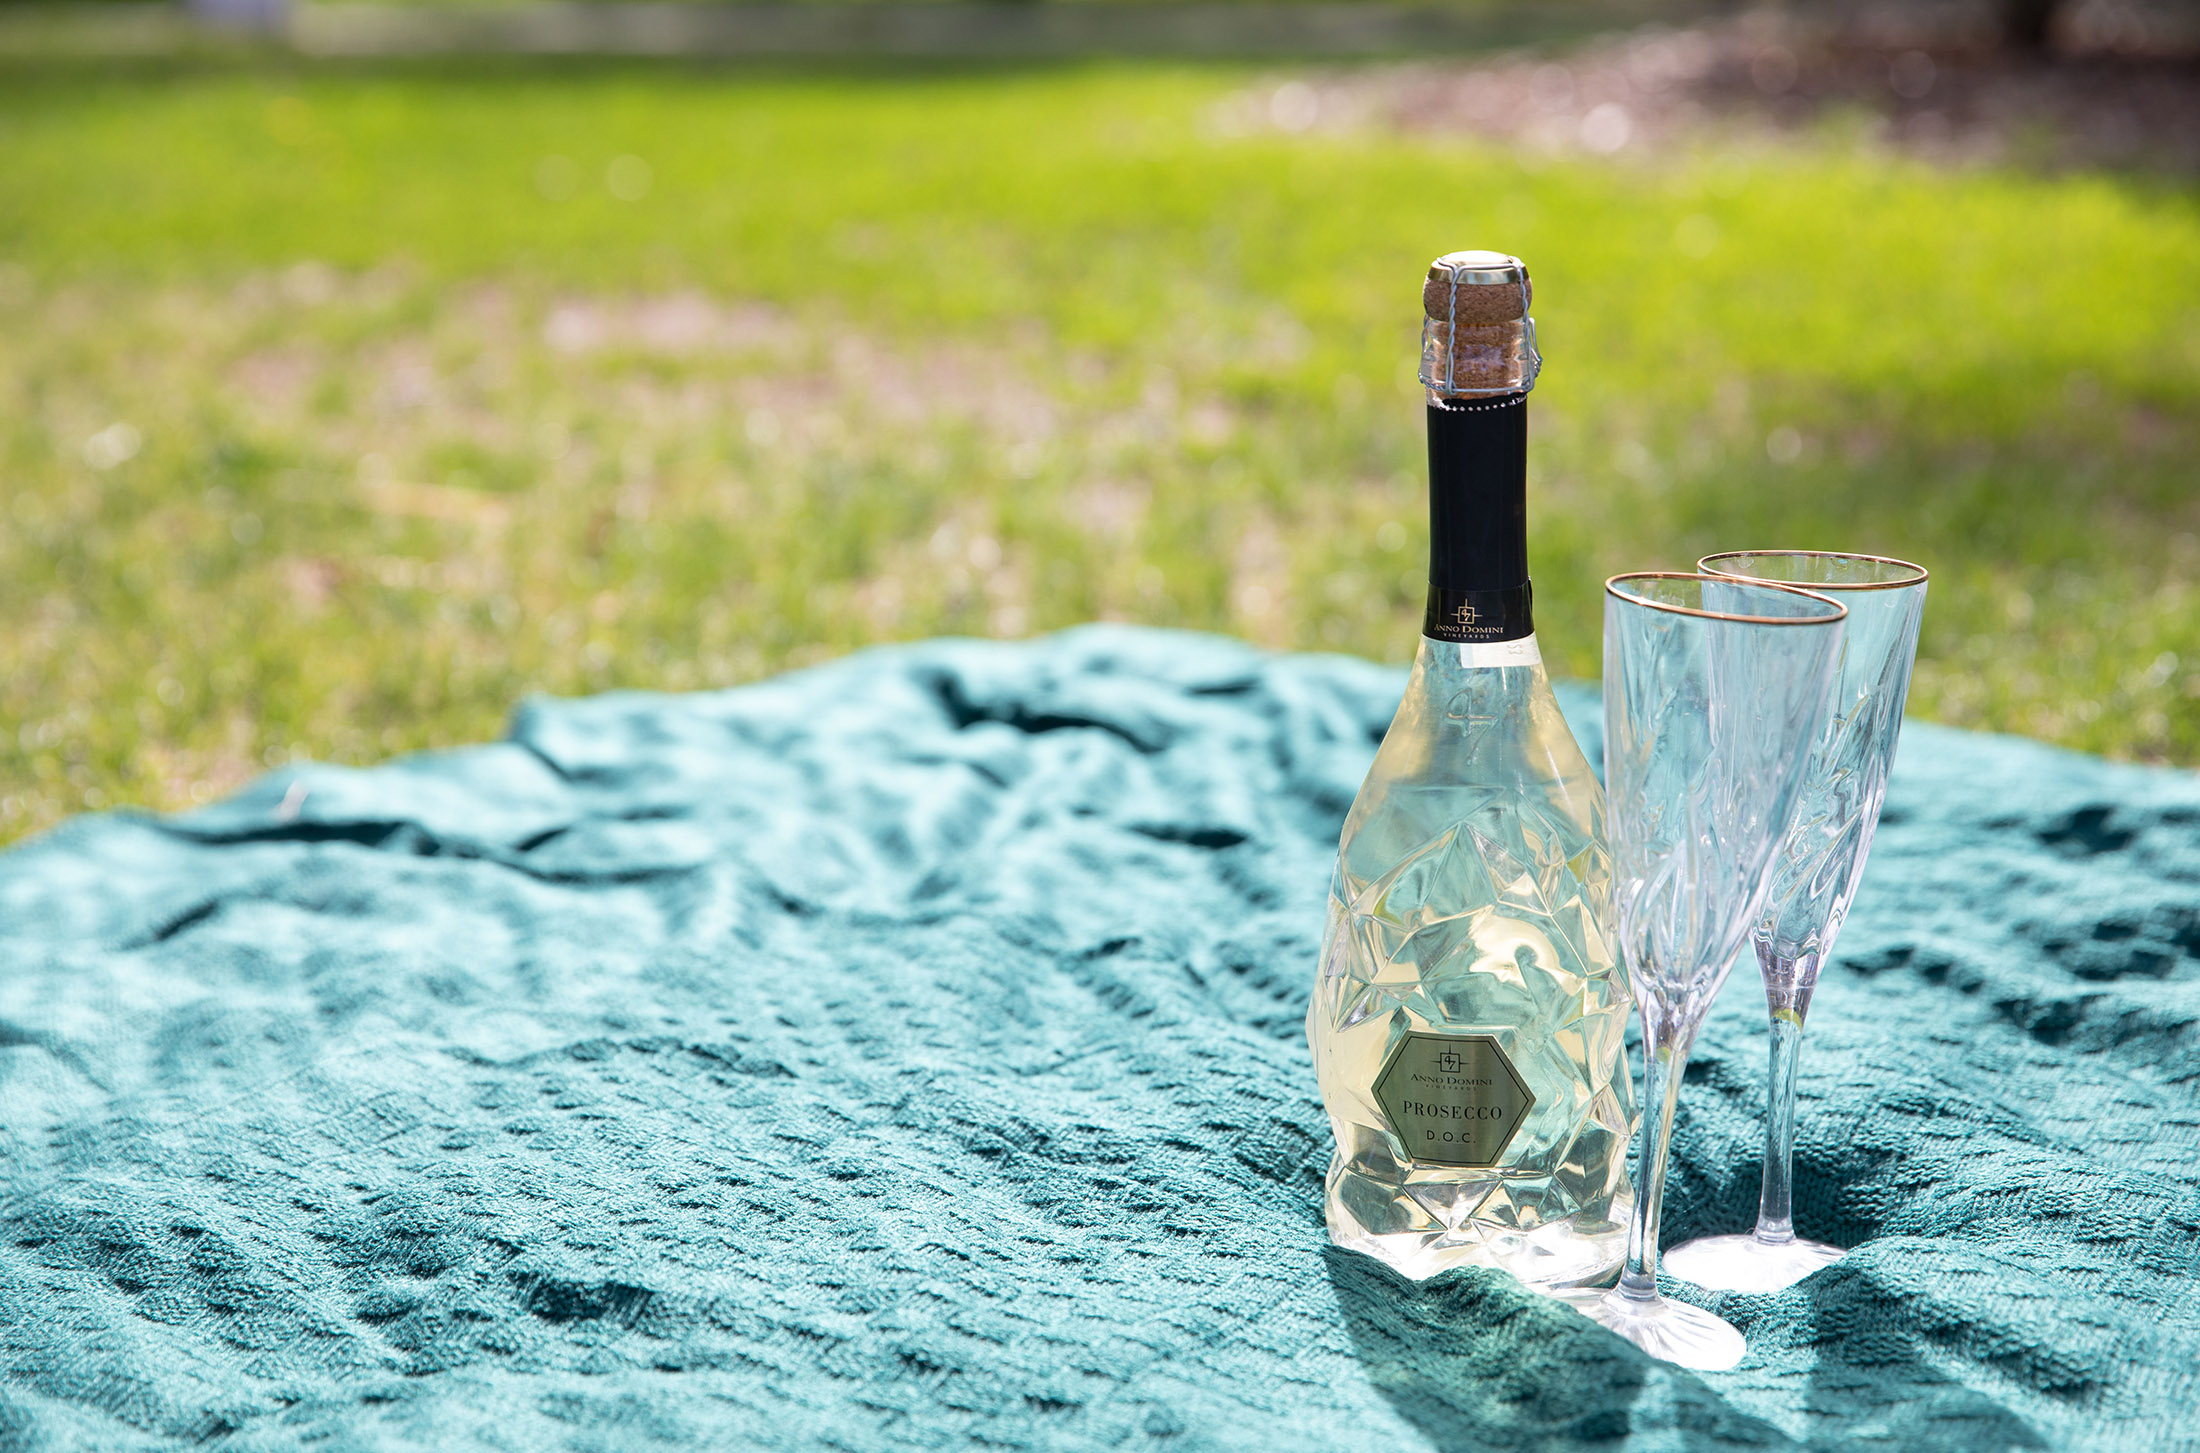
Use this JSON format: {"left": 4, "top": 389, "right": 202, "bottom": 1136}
{"left": 1556, "top": 573, "right": 1845, "bottom": 1371}
{"left": 1663, "top": 551, "right": 1928, "bottom": 1294}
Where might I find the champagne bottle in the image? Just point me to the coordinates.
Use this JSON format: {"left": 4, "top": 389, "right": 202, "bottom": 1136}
{"left": 1307, "top": 252, "right": 1637, "bottom": 1288}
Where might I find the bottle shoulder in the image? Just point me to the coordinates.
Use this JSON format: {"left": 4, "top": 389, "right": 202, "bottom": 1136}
{"left": 1358, "top": 645, "right": 1602, "bottom": 799}
{"left": 1341, "top": 642, "right": 1605, "bottom": 872}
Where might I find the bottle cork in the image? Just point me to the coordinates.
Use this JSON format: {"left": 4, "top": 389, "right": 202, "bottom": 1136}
{"left": 1419, "top": 251, "right": 1541, "bottom": 400}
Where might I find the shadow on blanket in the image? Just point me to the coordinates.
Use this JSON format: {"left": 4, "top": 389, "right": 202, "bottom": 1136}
{"left": 1323, "top": 1246, "right": 1784, "bottom": 1447}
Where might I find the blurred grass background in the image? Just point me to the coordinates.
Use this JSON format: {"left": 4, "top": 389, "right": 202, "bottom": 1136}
{"left": 0, "top": 46, "right": 2196, "bottom": 842}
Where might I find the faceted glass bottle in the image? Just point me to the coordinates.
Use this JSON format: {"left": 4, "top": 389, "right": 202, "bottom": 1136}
{"left": 1308, "top": 249, "right": 1636, "bottom": 1289}
{"left": 1309, "top": 637, "right": 1636, "bottom": 1286}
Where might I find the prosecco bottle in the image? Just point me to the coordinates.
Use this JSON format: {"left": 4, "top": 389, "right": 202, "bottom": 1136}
{"left": 1306, "top": 251, "right": 1637, "bottom": 1288}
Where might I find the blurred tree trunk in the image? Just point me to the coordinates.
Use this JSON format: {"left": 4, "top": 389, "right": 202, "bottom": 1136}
{"left": 2000, "top": 0, "right": 2062, "bottom": 48}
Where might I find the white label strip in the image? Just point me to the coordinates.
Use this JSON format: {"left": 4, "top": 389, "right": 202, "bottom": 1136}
{"left": 1457, "top": 634, "right": 1541, "bottom": 669}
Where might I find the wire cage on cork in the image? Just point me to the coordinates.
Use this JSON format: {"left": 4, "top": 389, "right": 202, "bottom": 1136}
{"left": 1420, "top": 251, "right": 1541, "bottom": 402}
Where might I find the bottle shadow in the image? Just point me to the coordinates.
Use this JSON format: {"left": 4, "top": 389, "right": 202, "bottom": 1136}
{"left": 1326, "top": 1241, "right": 2060, "bottom": 1449}
{"left": 1322, "top": 1245, "right": 1790, "bottom": 1450}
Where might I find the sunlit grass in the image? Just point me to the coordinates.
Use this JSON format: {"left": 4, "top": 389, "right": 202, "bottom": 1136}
{"left": 1, "top": 60, "right": 2196, "bottom": 841}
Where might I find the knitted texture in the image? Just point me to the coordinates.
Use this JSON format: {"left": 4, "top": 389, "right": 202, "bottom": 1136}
{"left": 1, "top": 626, "right": 2195, "bottom": 1450}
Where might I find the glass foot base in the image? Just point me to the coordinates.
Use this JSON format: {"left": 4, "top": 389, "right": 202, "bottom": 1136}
{"left": 1663, "top": 1232, "right": 1843, "bottom": 1294}
{"left": 1553, "top": 1286, "right": 1746, "bottom": 1371}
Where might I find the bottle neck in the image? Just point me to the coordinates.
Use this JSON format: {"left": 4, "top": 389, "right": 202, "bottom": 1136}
{"left": 1422, "top": 392, "right": 1532, "bottom": 644}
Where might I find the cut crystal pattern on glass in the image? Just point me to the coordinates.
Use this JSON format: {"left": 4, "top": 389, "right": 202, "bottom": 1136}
{"left": 1309, "top": 639, "right": 1636, "bottom": 1289}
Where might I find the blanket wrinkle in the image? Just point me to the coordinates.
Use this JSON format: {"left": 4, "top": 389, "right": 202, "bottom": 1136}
{"left": 1, "top": 625, "right": 2197, "bottom": 1451}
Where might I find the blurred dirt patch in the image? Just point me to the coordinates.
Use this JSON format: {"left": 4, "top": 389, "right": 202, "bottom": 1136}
{"left": 1231, "top": 4, "right": 2200, "bottom": 173}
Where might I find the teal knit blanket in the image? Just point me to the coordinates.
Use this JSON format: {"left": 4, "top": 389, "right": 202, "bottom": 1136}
{"left": 2, "top": 627, "right": 2195, "bottom": 1450}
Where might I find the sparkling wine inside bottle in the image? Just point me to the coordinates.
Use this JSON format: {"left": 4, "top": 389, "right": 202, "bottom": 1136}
{"left": 1307, "top": 252, "right": 1637, "bottom": 1288}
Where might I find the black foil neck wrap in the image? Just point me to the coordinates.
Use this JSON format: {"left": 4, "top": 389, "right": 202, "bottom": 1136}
{"left": 1423, "top": 391, "right": 1533, "bottom": 643}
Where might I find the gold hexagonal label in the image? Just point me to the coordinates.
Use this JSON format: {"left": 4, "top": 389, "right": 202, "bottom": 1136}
{"left": 1373, "top": 1032, "right": 1536, "bottom": 1168}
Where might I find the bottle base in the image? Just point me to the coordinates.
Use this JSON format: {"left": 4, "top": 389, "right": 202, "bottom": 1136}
{"left": 1327, "top": 1215, "right": 1627, "bottom": 1291}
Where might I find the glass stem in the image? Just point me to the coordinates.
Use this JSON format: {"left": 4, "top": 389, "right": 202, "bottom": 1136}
{"left": 1753, "top": 1014, "right": 1806, "bottom": 1244}
{"left": 1617, "top": 1010, "right": 1695, "bottom": 1302}
{"left": 1753, "top": 947, "right": 1818, "bottom": 1247}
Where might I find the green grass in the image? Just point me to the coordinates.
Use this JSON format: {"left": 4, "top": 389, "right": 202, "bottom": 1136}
{"left": 1, "top": 59, "right": 2196, "bottom": 840}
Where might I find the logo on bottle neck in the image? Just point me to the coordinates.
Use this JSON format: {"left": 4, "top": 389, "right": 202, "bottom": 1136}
{"left": 1425, "top": 583, "right": 1533, "bottom": 644}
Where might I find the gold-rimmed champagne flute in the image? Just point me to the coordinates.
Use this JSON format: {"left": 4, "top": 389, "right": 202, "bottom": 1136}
{"left": 1556, "top": 572, "right": 1845, "bottom": 1370}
